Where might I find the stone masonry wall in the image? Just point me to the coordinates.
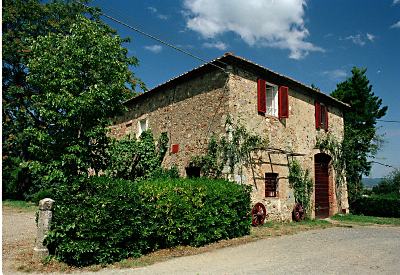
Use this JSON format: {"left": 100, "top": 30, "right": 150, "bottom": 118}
{"left": 110, "top": 70, "right": 229, "bottom": 175}
{"left": 111, "top": 66, "right": 349, "bottom": 221}
{"left": 227, "top": 69, "right": 348, "bottom": 220}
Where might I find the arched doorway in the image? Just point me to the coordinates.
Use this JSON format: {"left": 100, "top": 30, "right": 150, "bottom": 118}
{"left": 314, "top": 153, "right": 332, "bottom": 218}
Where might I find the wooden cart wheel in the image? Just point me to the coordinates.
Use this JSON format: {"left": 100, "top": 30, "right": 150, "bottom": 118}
{"left": 251, "top": 202, "right": 267, "bottom": 226}
{"left": 292, "top": 203, "right": 305, "bottom": 222}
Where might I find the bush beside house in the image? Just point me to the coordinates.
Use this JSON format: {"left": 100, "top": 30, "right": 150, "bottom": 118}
{"left": 45, "top": 176, "right": 251, "bottom": 266}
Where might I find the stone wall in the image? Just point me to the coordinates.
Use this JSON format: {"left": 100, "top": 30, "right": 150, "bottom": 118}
{"left": 111, "top": 65, "right": 349, "bottom": 221}
{"left": 227, "top": 69, "right": 348, "bottom": 220}
{"left": 110, "top": 70, "right": 229, "bottom": 175}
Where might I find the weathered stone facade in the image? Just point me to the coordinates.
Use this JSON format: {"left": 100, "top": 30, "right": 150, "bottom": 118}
{"left": 111, "top": 54, "right": 349, "bottom": 221}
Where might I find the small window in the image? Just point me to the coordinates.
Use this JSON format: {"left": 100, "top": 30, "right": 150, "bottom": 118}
{"left": 265, "top": 173, "right": 278, "bottom": 197}
{"left": 266, "top": 84, "right": 278, "bottom": 117}
{"left": 315, "top": 101, "right": 328, "bottom": 130}
{"left": 320, "top": 105, "right": 326, "bottom": 129}
{"left": 137, "top": 118, "right": 148, "bottom": 137}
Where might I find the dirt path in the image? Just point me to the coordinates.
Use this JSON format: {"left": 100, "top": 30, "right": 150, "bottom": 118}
{"left": 88, "top": 226, "right": 400, "bottom": 275}
{"left": 2, "top": 206, "right": 37, "bottom": 274}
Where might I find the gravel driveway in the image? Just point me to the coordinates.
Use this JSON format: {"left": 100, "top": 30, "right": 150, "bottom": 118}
{"left": 2, "top": 206, "right": 36, "bottom": 274}
{"left": 3, "top": 207, "right": 400, "bottom": 274}
{"left": 91, "top": 226, "right": 400, "bottom": 275}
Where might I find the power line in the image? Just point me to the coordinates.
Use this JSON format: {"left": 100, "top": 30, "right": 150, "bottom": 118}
{"left": 79, "top": 3, "right": 229, "bottom": 74}
{"left": 370, "top": 161, "right": 396, "bottom": 168}
{"left": 377, "top": 120, "right": 400, "bottom": 123}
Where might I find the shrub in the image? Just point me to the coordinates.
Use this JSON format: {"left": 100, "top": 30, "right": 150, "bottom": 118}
{"left": 351, "top": 194, "right": 400, "bottom": 218}
{"left": 45, "top": 176, "right": 251, "bottom": 266}
{"left": 106, "top": 131, "right": 169, "bottom": 181}
{"left": 28, "top": 188, "right": 54, "bottom": 204}
{"left": 372, "top": 169, "right": 400, "bottom": 197}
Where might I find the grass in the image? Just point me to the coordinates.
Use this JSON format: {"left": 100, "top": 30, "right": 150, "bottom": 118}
{"left": 2, "top": 200, "right": 36, "bottom": 211}
{"left": 331, "top": 214, "right": 400, "bottom": 226}
{"left": 11, "top": 219, "right": 333, "bottom": 273}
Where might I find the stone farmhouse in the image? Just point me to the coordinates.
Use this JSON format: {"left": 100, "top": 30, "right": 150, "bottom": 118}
{"left": 111, "top": 53, "right": 350, "bottom": 221}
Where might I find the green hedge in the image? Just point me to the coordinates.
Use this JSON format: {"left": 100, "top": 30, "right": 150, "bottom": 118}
{"left": 351, "top": 195, "right": 400, "bottom": 218}
{"left": 45, "top": 177, "right": 251, "bottom": 266}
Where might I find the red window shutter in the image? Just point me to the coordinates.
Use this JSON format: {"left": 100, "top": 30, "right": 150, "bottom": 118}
{"left": 278, "top": 86, "right": 289, "bottom": 119}
{"left": 257, "top": 79, "right": 266, "bottom": 114}
{"left": 315, "top": 101, "right": 321, "bottom": 129}
{"left": 171, "top": 144, "right": 179, "bottom": 154}
{"left": 325, "top": 107, "right": 329, "bottom": 130}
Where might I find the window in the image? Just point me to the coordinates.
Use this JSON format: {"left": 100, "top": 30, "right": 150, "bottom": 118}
{"left": 257, "top": 79, "right": 289, "bottom": 118}
{"left": 137, "top": 118, "right": 148, "bottom": 137}
{"left": 266, "top": 84, "right": 278, "bottom": 116}
{"left": 265, "top": 173, "right": 278, "bottom": 197}
{"left": 315, "top": 101, "right": 328, "bottom": 130}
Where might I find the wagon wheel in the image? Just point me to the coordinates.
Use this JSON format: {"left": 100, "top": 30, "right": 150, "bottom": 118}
{"left": 251, "top": 202, "right": 267, "bottom": 226}
{"left": 292, "top": 203, "right": 305, "bottom": 222}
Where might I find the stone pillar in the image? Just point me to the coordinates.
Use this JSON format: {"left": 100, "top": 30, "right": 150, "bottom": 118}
{"left": 34, "top": 198, "right": 55, "bottom": 259}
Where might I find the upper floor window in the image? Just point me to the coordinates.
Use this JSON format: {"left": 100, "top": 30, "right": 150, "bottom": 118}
{"left": 266, "top": 84, "right": 278, "bottom": 116}
{"left": 137, "top": 118, "right": 148, "bottom": 137}
{"left": 315, "top": 101, "right": 328, "bottom": 130}
{"left": 257, "top": 79, "right": 289, "bottom": 119}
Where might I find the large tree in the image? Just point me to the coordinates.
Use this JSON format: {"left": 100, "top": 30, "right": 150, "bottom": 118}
{"left": 331, "top": 67, "right": 387, "bottom": 203}
{"left": 2, "top": 0, "right": 98, "bottom": 198}
{"left": 2, "top": 1, "right": 141, "bottom": 198}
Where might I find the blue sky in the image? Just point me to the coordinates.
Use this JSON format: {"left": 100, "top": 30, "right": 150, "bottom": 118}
{"left": 91, "top": 0, "right": 400, "bottom": 178}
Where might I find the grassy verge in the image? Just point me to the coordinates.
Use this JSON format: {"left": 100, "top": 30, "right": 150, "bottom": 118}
{"left": 2, "top": 200, "right": 36, "bottom": 211}
{"left": 331, "top": 214, "right": 400, "bottom": 226}
{"left": 13, "top": 220, "right": 333, "bottom": 273}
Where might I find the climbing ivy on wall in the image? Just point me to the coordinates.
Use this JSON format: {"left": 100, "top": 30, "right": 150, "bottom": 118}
{"left": 288, "top": 160, "right": 313, "bottom": 217}
{"left": 316, "top": 133, "right": 346, "bottom": 209}
{"left": 191, "top": 116, "right": 268, "bottom": 180}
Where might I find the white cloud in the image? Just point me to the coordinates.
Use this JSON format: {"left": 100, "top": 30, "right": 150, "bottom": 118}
{"left": 183, "top": 0, "right": 323, "bottom": 60}
{"left": 393, "top": 0, "right": 400, "bottom": 5}
{"left": 147, "top": 6, "right": 168, "bottom": 20}
{"left": 147, "top": 6, "right": 157, "bottom": 13}
{"left": 344, "top": 34, "right": 366, "bottom": 46}
{"left": 322, "top": 69, "right": 347, "bottom": 80}
{"left": 390, "top": 21, "right": 400, "bottom": 28}
{"left": 366, "top": 33, "right": 375, "bottom": 42}
{"left": 343, "top": 33, "right": 376, "bottom": 46}
{"left": 144, "top": 45, "right": 163, "bottom": 53}
{"left": 202, "top": 41, "right": 228, "bottom": 50}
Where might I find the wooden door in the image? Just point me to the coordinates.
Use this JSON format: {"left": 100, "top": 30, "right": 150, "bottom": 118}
{"left": 314, "top": 154, "right": 331, "bottom": 218}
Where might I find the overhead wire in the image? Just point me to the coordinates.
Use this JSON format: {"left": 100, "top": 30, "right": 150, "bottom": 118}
{"left": 79, "top": 2, "right": 229, "bottom": 74}
{"left": 377, "top": 120, "right": 400, "bottom": 123}
{"left": 370, "top": 161, "right": 396, "bottom": 168}
{"left": 80, "top": 2, "right": 400, "bottom": 153}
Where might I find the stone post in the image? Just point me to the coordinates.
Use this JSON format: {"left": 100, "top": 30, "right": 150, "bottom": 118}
{"left": 34, "top": 198, "right": 54, "bottom": 259}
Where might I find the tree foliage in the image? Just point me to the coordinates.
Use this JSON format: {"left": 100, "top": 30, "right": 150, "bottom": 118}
{"left": 372, "top": 169, "right": 400, "bottom": 197}
{"left": 3, "top": 0, "right": 98, "bottom": 198}
{"left": 2, "top": 1, "right": 142, "bottom": 198}
{"left": 331, "top": 67, "right": 387, "bottom": 203}
{"left": 106, "top": 131, "right": 171, "bottom": 181}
